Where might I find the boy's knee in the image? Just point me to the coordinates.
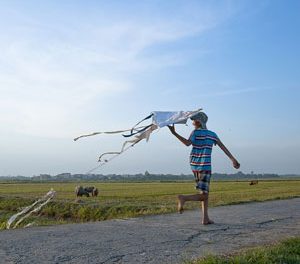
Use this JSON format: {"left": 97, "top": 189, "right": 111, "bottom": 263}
{"left": 201, "top": 192, "right": 209, "bottom": 200}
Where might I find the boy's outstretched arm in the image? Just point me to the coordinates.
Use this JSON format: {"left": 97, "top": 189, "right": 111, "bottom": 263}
{"left": 168, "top": 125, "right": 191, "bottom": 146}
{"left": 216, "top": 139, "right": 240, "bottom": 169}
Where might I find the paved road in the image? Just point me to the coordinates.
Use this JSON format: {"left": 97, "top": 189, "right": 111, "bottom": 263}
{"left": 0, "top": 198, "right": 299, "bottom": 264}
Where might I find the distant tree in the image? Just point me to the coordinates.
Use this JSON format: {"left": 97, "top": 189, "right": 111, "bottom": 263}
{"left": 144, "top": 170, "right": 150, "bottom": 176}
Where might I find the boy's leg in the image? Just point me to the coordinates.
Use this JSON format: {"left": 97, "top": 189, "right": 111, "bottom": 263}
{"left": 201, "top": 193, "right": 214, "bottom": 225}
{"left": 197, "top": 172, "right": 213, "bottom": 224}
{"left": 177, "top": 192, "right": 213, "bottom": 224}
{"left": 178, "top": 171, "right": 214, "bottom": 224}
{"left": 177, "top": 193, "right": 207, "bottom": 213}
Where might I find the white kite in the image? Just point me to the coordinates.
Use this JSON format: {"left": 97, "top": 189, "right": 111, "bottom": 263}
{"left": 74, "top": 109, "right": 202, "bottom": 172}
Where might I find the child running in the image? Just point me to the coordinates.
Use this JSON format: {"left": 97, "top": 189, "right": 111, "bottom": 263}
{"left": 168, "top": 112, "right": 240, "bottom": 225}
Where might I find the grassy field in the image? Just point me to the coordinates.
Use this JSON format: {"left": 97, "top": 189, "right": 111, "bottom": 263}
{"left": 0, "top": 180, "right": 299, "bottom": 229}
{"left": 189, "top": 236, "right": 300, "bottom": 264}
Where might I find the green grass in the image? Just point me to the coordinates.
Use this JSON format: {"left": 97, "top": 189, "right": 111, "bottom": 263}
{"left": 189, "top": 237, "right": 300, "bottom": 264}
{"left": 0, "top": 180, "right": 299, "bottom": 229}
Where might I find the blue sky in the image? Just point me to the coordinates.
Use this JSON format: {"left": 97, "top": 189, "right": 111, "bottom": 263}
{"left": 0, "top": 0, "right": 299, "bottom": 176}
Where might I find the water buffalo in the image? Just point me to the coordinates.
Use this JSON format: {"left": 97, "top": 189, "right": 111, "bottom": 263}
{"left": 75, "top": 186, "right": 99, "bottom": 197}
{"left": 249, "top": 180, "right": 258, "bottom": 186}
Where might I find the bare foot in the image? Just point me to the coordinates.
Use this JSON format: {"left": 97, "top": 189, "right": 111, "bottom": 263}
{"left": 202, "top": 219, "right": 214, "bottom": 225}
{"left": 177, "top": 195, "right": 185, "bottom": 214}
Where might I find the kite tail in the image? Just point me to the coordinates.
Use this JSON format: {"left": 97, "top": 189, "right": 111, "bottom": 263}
{"left": 90, "top": 124, "right": 158, "bottom": 172}
{"left": 73, "top": 125, "right": 150, "bottom": 141}
{"left": 6, "top": 189, "right": 56, "bottom": 229}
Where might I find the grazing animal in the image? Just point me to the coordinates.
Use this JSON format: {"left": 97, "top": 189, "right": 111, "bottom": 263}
{"left": 84, "top": 186, "right": 99, "bottom": 197}
{"left": 249, "top": 180, "right": 258, "bottom": 186}
{"left": 92, "top": 188, "right": 99, "bottom": 197}
{"left": 75, "top": 186, "right": 99, "bottom": 197}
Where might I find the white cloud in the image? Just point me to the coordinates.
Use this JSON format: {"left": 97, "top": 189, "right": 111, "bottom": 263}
{"left": 0, "top": 1, "right": 236, "bottom": 138}
{"left": 0, "top": 40, "right": 128, "bottom": 137}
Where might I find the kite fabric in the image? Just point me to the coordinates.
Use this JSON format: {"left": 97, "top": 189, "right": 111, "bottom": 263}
{"left": 152, "top": 110, "right": 200, "bottom": 127}
{"left": 74, "top": 109, "right": 202, "bottom": 170}
{"left": 6, "top": 189, "right": 56, "bottom": 229}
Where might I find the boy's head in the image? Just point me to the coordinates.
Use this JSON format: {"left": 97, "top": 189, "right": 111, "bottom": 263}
{"left": 191, "top": 112, "right": 208, "bottom": 129}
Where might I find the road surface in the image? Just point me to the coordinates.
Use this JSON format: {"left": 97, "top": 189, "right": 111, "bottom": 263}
{"left": 0, "top": 198, "right": 299, "bottom": 264}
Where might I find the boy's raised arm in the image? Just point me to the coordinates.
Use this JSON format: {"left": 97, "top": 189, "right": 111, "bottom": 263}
{"left": 168, "top": 125, "right": 191, "bottom": 146}
{"left": 216, "top": 138, "right": 240, "bottom": 169}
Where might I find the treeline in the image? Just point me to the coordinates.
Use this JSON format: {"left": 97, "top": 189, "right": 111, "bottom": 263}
{"left": 1, "top": 171, "right": 299, "bottom": 182}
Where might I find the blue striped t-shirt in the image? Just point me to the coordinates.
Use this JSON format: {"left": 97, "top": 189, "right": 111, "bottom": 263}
{"left": 189, "top": 129, "right": 219, "bottom": 172}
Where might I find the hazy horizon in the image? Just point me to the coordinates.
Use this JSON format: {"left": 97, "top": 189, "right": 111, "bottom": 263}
{"left": 2, "top": 171, "right": 299, "bottom": 178}
{"left": 1, "top": 1, "right": 299, "bottom": 176}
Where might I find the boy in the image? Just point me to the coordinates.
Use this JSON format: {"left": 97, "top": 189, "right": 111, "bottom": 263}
{"left": 168, "top": 112, "right": 240, "bottom": 225}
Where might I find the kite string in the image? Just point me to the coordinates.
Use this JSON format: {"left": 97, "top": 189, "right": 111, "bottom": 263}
{"left": 85, "top": 143, "right": 137, "bottom": 174}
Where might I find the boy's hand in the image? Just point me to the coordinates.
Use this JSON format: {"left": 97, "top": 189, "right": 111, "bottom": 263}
{"left": 168, "top": 125, "right": 176, "bottom": 134}
{"left": 232, "top": 159, "right": 240, "bottom": 169}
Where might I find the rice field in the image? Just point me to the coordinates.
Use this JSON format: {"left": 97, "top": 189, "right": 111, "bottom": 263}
{"left": 0, "top": 180, "right": 299, "bottom": 229}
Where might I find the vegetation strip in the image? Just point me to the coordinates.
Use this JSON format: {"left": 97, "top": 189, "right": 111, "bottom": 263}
{"left": 188, "top": 237, "right": 300, "bottom": 264}
{"left": 0, "top": 180, "right": 299, "bottom": 229}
